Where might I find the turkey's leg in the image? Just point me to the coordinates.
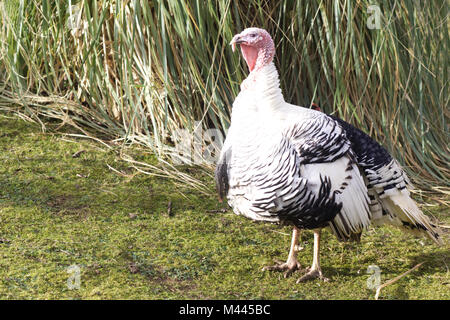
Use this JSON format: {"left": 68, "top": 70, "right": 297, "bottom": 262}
{"left": 297, "top": 229, "right": 329, "bottom": 282}
{"left": 262, "top": 226, "right": 302, "bottom": 278}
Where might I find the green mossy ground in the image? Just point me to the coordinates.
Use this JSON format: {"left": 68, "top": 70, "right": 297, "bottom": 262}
{"left": 0, "top": 115, "right": 448, "bottom": 299}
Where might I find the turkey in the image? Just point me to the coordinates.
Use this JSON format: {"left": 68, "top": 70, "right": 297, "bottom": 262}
{"left": 215, "top": 27, "right": 443, "bottom": 282}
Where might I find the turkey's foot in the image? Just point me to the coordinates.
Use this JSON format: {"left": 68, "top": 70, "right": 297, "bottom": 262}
{"left": 262, "top": 259, "right": 302, "bottom": 278}
{"left": 296, "top": 267, "right": 329, "bottom": 283}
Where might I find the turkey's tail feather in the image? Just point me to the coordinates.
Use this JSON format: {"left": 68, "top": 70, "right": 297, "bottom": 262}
{"left": 374, "top": 191, "right": 443, "bottom": 245}
{"left": 365, "top": 161, "right": 443, "bottom": 245}
{"left": 328, "top": 158, "right": 443, "bottom": 245}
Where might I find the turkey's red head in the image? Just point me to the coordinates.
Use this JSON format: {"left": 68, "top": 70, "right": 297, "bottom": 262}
{"left": 230, "top": 28, "right": 275, "bottom": 73}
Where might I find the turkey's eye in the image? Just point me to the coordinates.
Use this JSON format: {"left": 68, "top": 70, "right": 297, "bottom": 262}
{"left": 250, "top": 33, "right": 257, "bottom": 38}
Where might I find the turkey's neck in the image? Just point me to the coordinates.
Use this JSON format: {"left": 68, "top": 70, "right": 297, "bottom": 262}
{"left": 231, "top": 62, "right": 285, "bottom": 139}
{"left": 247, "top": 62, "right": 285, "bottom": 110}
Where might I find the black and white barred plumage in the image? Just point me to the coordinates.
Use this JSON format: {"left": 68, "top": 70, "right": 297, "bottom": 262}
{"left": 215, "top": 61, "right": 442, "bottom": 245}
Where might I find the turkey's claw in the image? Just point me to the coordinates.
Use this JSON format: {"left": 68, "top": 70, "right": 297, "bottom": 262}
{"left": 296, "top": 267, "right": 329, "bottom": 283}
{"left": 262, "top": 259, "right": 302, "bottom": 278}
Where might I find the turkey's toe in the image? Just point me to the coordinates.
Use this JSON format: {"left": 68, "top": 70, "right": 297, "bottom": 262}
{"left": 296, "top": 268, "right": 329, "bottom": 283}
{"left": 262, "top": 259, "right": 302, "bottom": 278}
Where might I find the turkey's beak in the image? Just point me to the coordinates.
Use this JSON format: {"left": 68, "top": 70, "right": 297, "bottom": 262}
{"left": 230, "top": 35, "right": 245, "bottom": 52}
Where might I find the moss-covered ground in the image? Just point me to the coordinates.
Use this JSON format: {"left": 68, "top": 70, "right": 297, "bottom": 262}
{"left": 0, "top": 115, "right": 448, "bottom": 299}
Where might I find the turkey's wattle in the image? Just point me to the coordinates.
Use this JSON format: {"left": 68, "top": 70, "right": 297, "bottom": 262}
{"left": 216, "top": 27, "right": 442, "bottom": 282}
